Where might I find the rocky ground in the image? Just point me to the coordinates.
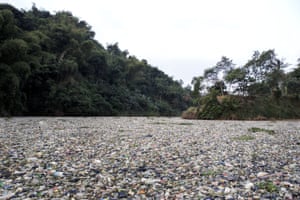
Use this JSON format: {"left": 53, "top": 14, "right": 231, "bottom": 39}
{"left": 0, "top": 117, "right": 299, "bottom": 199}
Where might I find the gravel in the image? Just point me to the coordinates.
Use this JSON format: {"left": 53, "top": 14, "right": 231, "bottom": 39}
{"left": 0, "top": 117, "right": 299, "bottom": 199}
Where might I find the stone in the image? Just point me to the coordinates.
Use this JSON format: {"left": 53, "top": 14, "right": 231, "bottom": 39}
{"left": 257, "top": 172, "right": 269, "bottom": 178}
{"left": 245, "top": 181, "right": 254, "bottom": 190}
{"left": 0, "top": 192, "right": 15, "bottom": 200}
{"left": 118, "top": 191, "right": 128, "bottom": 198}
{"left": 52, "top": 171, "right": 64, "bottom": 177}
{"left": 0, "top": 117, "right": 299, "bottom": 199}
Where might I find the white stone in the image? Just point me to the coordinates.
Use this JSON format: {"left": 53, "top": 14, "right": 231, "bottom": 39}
{"left": 257, "top": 172, "right": 269, "bottom": 178}
{"left": 245, "top": 181, "right": 254, "bottom": 190}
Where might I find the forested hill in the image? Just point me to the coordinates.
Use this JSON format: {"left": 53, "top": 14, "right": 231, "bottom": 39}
{"left": 0, "top": 4, "right": 191, "bottom": 116}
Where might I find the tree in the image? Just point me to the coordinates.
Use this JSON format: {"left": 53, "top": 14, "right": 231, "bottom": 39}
{"left": 0, "top": 8, "right": 19, "bottom": 40}
{"left": 0, "top": 39, "right": 28, "bottom": 64}
{"left": 191, "top": 76, "right": 204, "bottom": 106}
{"left": 0, "top": 4, "right": 190, "bottom": 116}
{"left": 0, "top": 64, "right": 21, "bottom": 115}
{"left": 285, "top": 62, "right": 300, "bottom": 96}
{"left": 243, "top": 50, "right": 287, "bottom": 96}
{"left": 215, "top": 56, "right": 235, "bottom": 78}
{"left": 204, "top": 57, "right": 235, "bottom": 94}
{"left": 210, "top": 80, "right": 227, "bottom": 96}
{"left": 225, "top": 67, "right": 248, "bottom": 95}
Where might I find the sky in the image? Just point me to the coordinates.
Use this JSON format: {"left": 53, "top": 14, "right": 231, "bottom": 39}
{"left": 3, "top": 0, "right": 300, "bottom": 85}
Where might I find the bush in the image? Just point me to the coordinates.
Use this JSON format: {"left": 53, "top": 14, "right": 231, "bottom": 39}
{"left": 193, "top": 95, "right": 300, "bottom": 120}
{"left": 198, "top": 99, "right": 223, "bottom": 119}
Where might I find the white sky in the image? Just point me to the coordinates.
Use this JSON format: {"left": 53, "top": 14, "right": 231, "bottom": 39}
{"left": 3, "top": 0, "right": 300, "bottom": 85}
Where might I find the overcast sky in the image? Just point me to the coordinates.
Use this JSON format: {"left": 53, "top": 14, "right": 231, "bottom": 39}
{"left": 3, "top": 0, "right": 300, "bottom": 85}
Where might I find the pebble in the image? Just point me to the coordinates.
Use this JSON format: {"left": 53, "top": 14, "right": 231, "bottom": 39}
{"left": 257, "top": 172, "right": 269, "bottom": 178}
{"left": 245, "top": 181, "right": 254, "bottom": 190}
{"left": 52, "top": 171, "right": 64, "bottom": 177}
{"left": 0, "top": 117, "right": 299, "bottom": 199}
{"left": 0, "top": 192, "right": 15, "bottom": 200}
{"left": 284, "top": 192, "right": 293, "bottom": 200}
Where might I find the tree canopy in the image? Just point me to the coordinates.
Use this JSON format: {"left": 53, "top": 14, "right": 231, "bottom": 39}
{"left": 0, "top": 4, "right": 191, "bottom": 116}
{"left": 184, "top": 50, "right": 300, "bottom": 120}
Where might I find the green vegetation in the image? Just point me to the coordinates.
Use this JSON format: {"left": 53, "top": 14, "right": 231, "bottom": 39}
{"left": 232, "top": 135, "right": 255, "bottom": 141}
{"left": 1, "top": 4, "right": 299, "bottom": 119}
{"left": 0, "top": 4, "right": 191, "bottom": 116}
{"left": 149, "top": 122, "right": 193, "bottom": 125}
{"left": 257, "top": 181, "right": 279, "bottom": 193}
{"left": 201, "top": 169, "right": 220, "bottom": 177}
{"left": 248, "top": 127, "right": 276, "bottom": 135}
{"left": 176, "top": 122, "right": 194, "bottom": 125}
{"left": 183, "top": 51, "right": 300, "bottom": 120}
{"left": 149, "top": 122, "right": 167, "bottom": 125}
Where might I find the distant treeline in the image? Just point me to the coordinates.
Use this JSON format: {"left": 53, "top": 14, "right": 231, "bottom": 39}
{"left": 0, "top": 4, "right": 191, "bottom": 116}
{"left": 183, "top": 51, "right": 300, "bottom": 120}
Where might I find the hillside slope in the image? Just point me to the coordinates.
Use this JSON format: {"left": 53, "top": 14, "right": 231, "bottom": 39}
{"left": 0, "top": 4, "right": 191, "bottom": 116}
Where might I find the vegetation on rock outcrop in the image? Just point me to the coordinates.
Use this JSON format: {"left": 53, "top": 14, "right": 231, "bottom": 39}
{"left": 184, "top": 52, "right": 300, "bottom": 120}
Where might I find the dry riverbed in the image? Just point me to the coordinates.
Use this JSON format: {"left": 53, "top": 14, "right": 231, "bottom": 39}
{"left": 0, "top": 117, "right": 299, "bottom": 199}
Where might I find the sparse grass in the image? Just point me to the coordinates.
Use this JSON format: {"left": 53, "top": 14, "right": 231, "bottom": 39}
{"left": 37, "top": 191, "right": 42, "bottom": 198}
{"left": 248, "top": 127, "right": 276, "bottom": 135}
{"left": 232, "top": 135, "right": 255, "bottom": 141}
{"left": 150, "top": 121, "right": 194, "bottom": 125}
{"left": 201, "top": 169, "right": 220, "bottom": 177}
{"left": 176, "top": 122, "right": 194, "bottom": 125}
{"left": 257, "top": 181, "right": 278, "bottom": 193}
{"left": 150, "top": 122, "right": 167, "bottom": 125}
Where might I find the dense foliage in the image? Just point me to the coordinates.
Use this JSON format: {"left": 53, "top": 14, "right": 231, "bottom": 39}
{"left": 0, "top": 4, "right": 191, "bottom": 116}
{"left": 184, "top": 51, "right": 300, "bottom": 120}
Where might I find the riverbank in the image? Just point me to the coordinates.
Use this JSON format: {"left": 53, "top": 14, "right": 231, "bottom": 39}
{"left": 0, "top": 117, "right": 299, "bottom": 199}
